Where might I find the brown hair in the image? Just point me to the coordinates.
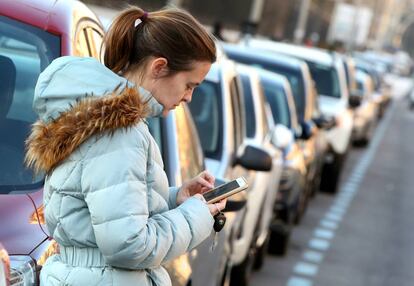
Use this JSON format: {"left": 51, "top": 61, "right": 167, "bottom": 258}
{"left": 103, "top": 6, "right": 216, "bottom": 75}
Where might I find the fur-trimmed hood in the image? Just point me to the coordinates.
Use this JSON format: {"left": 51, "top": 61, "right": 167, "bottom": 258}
{"left": 25, "top": 56, "right": 164, "bottom": 173}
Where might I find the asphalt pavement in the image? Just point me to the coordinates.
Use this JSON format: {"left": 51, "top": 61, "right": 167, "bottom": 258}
{"left": 251, "top": 76, "right": 414, "bottom": 286}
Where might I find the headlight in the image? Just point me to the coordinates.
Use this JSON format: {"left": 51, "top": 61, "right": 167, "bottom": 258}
{"left": 9, "top": 256, "right": 35, "bottom": 286}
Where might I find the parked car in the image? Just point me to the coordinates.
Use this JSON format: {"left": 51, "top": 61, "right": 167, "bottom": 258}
{"left": 146, "top": 106, "right": 247, "bottom": 286}
{"left": 254, "top": 68, "right": 308, "bottom": 255}
{"left": 342, "top": 55, "right": 378, "bottom": 145}
{"left": 223, "top": 43, "right": 330, "bottom": 198}
{"left": 188, "top": 58, "right": 280, "bottom": 286}
{"left": 235, "top": 64, "right": 285, "bottom": 262}
{"left": 244, "top": 39, "right": 353, "bottom": 193}
{"left": 0, "top": 243, "right": 9, "bottom": 286}
{"left": 351, "top": 70, "right": 378, "bottom": 145}
{"left": 354, "top": 58, "right": 391, "bottom": 118}
{"left": 0, "top": 0, "right": 104, "bottom": 284}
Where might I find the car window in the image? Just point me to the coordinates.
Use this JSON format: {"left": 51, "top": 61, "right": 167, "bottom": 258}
{"left": 230, "top": 76, "right": 245, "bottom": 148}
{"left": 261, "top": 78, "right": 291, "bottom": 128}
{"left": 74, "top": 28, "right": 91, "bottom": 57}
{"left": 306, "top": 62, "right": 341, "bottom": 98}
{"left": 226, "top": 53, "right": 306, "bottom": 121}
{"left": 188, "top": 80, "right": 222, "bottom": 159}
{"left": 175, "top": 105, "right": 204, "bottom": 181}
{"left": 84, "top": 27, "right": 104, "bottom": 60}
{"left": 240, "top": 74, "right": 256, "bottom": 138}
{"left": 0, "top": 16, "right": 60, "bottom": 192}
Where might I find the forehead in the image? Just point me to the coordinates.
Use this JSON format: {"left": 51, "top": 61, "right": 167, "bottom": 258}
{"left": 181, "top": 61, "right": 212, "bottom": 80}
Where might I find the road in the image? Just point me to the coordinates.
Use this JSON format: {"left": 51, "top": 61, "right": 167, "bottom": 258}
{"left": 251, "top": 76, "right": 414, "bottom": 286}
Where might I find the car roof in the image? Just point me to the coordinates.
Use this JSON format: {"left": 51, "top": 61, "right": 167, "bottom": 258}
{"left": 243, "top": 38, "right": 336, "bottom": 66}
{"left": 0, "top": 0, "right": 99, "bottom": 36}
{"left": 222, "top": 42, "right": 304, "bottom": 71}
{"left": 254, "top": 66, "right": 288, "bottom": 87}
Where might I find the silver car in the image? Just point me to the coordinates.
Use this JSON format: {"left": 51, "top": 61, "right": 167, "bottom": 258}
{"left": 188, "top": 58, "right": 279, "bottom": 286}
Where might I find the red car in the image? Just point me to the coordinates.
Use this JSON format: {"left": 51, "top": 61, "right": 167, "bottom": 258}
{"left": 0, "top": 0, "right": 104, "bottom": 285}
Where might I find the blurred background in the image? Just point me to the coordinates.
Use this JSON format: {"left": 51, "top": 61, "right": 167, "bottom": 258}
{"left": 84, "top": 0, "right": 414, "bottom": 56}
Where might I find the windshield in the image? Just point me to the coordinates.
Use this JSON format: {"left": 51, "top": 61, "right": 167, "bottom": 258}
{"left": 260, "top": 65, "right": 305, "bottom": 121}
{"left": 306, "top": 61, "right": 341, "bottom": 98}
{"left": 261, "top": 78, "right": 291, "bottom": 128}
{"left": 225, "top": 52, "right": 306, "bottom": 121}
{"left": 188, "top": 80, "right": 222, "bottom": 159}
{"left": 0, "top": 16, "right": 60, "bottom": 193}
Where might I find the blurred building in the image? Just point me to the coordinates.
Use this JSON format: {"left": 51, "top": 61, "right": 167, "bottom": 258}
{"left": 82, "top": 0, "right": 414, "bottom": 54}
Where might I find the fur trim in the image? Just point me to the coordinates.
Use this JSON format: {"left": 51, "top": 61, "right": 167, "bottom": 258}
{"left": 25, "top": 87, "right": 149, "bottom": 174}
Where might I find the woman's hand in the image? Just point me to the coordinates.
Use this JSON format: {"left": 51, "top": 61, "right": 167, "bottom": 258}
{"left": 176, "top": 171, "right": 215, "bottom": 206}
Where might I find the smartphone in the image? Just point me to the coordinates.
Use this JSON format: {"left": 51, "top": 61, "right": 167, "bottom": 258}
{"left": 203, "top": 177, "right": 248, "bottom": 204}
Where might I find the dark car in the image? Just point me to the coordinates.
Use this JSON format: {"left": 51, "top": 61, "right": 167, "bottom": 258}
{"left": 0, "top": 0, "right": 104, "bottom": 284}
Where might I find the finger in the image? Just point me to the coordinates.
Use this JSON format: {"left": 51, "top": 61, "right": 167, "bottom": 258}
{"left": 216, "top": 199, "right": 227, "bottom": 211}
{"left": 196, "top": 176, "right": 214, "bottom": 189}
{"left": 200, "top": 170, "right": 215, "bottom": 185}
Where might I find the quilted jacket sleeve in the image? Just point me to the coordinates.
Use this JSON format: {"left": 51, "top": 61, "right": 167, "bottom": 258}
{"left": 81, "top": 126, "right": 214, "bottom": 269}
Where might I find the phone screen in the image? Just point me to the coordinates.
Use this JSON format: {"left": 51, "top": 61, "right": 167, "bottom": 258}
{"left": 203, "top": 180, "right": 241, "bottom": 203}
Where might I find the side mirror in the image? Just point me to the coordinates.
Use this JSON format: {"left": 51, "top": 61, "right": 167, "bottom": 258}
{"left": 313, "top": 115, "right": 336, "bottom": 130}
{"left": 213, "top": 178, "right": 247, "bottom": 212}
{"left": 271, "top": 124, "right": 294, "bottom": 150}
{"left": 234, "top": 144, "right": 272, "bottom": 171}
{"left": 349, "top": 91, "right": 362, "bottom": 108}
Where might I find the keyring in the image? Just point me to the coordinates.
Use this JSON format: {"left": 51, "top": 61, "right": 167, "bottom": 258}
{"left": 214, "top": 203, "right": 221, "bottom": 214}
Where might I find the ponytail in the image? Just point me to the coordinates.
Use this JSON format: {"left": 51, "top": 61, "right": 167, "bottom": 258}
{"left": 103, "top": 6, "right": 216, "bottom": 75}
{"left": 104, "top": 7, "right": 147, "bottom": 74}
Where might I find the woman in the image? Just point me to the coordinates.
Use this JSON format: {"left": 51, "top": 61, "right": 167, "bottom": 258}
{"left": 25, "top": 6, "right": 225, "bottom": 286}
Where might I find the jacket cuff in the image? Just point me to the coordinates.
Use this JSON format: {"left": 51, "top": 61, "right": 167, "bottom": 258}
{"left": 177, "top": 197, "right": 214, "bottom": 250}
{"left": 168, "top": 186, "right": 180, "bottom": 209}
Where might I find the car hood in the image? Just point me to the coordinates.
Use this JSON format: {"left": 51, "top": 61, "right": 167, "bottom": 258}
{"left": 0, "top": 190, "right": 48, "bottom": 255}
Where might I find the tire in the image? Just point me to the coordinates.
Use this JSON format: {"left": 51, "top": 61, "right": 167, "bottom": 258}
{"left": 320, "top": 152, "right": 346, "bottom": 194}
{"left": 293, "top": 189, "right": 307, "bottom": 224}
{"left": 267, "top": 223, "right": 291, "bottom": 256}
{"left": 253, "top": 234, "right": 269, "bottom": 270}
{"left": 230, "top": 246, "right": 255, "bottom": 286}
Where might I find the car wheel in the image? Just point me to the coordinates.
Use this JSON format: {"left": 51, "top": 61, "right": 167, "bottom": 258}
{"left": 253, "top": 234, "right": 269, "bottom": 270}
{"left": 267, "top": 223, "right": 291, "bottom": 256}
{"left": 293, "top": 189, "right": 308, "bottom": 224}
{"left": 230, "top": 245, "right": 255, "bottom": 286}
{"left": 320, "top": 152, "right": 346, "bottom": 194}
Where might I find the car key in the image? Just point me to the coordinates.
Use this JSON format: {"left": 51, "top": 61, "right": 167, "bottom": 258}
{"left": 210, "top": 212, "right": 226, "bottom": 253}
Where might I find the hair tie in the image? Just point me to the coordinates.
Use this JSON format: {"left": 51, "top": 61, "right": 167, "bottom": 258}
{"left": 140, "top": 11, "right": 148, "bottom": 21}
{"left": 135, "top": 11, "right": 148, "bottom": 27}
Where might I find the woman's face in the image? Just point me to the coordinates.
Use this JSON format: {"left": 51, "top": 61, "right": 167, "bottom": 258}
{"left": 140, "top": 58, "right": 212, "bottom": 116}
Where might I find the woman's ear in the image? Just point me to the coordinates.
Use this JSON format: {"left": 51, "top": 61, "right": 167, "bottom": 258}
{"left": 150, "top": 57, "right": 169, "bottom": 78}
